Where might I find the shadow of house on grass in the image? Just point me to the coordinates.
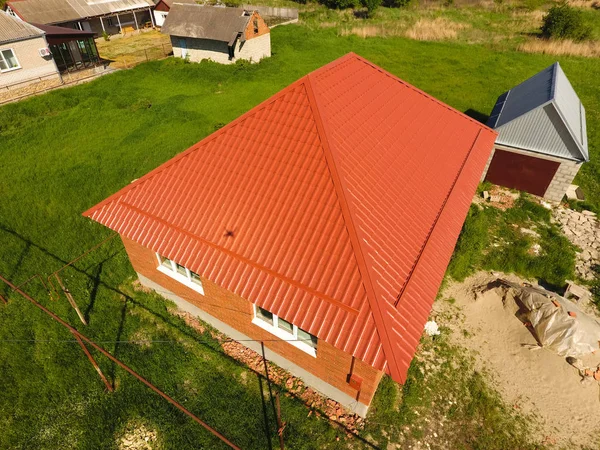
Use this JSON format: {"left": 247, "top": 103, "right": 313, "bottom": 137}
{"left": 0, "top": 222, "right": 379, "bottom": 449}
{"left": 464, "top": 108, "right": 489, "bottom": 125}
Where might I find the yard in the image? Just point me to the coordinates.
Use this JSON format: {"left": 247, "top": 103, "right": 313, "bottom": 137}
{"left": 0, "top": 23, "right": 599, "bottom": 448}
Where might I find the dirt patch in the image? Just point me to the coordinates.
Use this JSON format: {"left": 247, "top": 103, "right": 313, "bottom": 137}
{"left": 405, "top": 18, "right": 470, "bottom": 41}
{"left": 438, "top": 271, "right": 600, "bottom": 448}
{"left": 118, "top": 422, "right": 158, "bottom": 450}
{"left": 132, "top": 278, "right": 153, "bottom": 294}
{"left": 473, "top": 185, "right": 520, "bottom": 210}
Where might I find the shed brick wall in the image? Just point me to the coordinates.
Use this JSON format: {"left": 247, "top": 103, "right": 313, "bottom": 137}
{"left": 171, "top": 31, "right": 270, "bottom": 65}
{"left": 480, "top": 145, "right": 582, "bottom": 202}
{"left": 0, "top": 36, "right": 60, "bottom": 89}
{"left": 121, "top": 235, "right": 384, "bottom": 415}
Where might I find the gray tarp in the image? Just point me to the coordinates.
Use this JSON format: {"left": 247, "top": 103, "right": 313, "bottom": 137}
{"left": 495, "top": 280, "right": 600, "bottom": 357}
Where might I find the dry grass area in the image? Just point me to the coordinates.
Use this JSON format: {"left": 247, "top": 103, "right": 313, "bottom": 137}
{"left": 568, "top": 0, "right": 600, "bottom": 8}
{"left": 96, "top": 30, "right": 171, "bottom": 61}
{"left": 519, "top": 38, "right": 600, "bottom": 57}
{"left": 405, "top": 17, "right": 470, "bottom": 41}
{"left": 339, "top": 17, "right": 470, "bottom": 40}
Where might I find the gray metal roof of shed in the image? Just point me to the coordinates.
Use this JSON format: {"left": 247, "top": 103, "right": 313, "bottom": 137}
{"left": 6, "top": 0, "right": 154, "bottom": 25}
{"left": 161, "top": 4, "right": 252, "bottom": 43}
{"left": 487, "top": 62, "right": 588, "bottom": 162}
{"left": 0, "top": 10, "right": 44, "bottom": 44}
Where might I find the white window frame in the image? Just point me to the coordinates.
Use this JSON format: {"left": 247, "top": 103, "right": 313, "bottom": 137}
{"left": 251, "top": 305, "right": 317, "bottom": 357}
{"left": 155, "top": 253, "right": 205, "bottom": 295}
{"left": 0, "top": 48, "right": 21, "bottom": 73}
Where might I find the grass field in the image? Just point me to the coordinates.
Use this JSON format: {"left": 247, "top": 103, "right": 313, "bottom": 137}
{"left": 1, "top": 24, "right": 598, "bottom": 448}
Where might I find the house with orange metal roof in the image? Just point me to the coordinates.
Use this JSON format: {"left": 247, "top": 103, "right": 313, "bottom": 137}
{"left": 83, "top": 53, "right": 497, "bottom": 416}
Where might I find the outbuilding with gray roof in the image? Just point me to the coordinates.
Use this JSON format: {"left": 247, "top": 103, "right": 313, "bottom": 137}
{"left": 482, "top": 62, "right": 589, "bottom": 202}
{"left": 161, "top": 4, "right": 271, "bottom": 65}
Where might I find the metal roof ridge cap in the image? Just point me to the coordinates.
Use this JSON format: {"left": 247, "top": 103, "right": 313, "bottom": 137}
{"left": 303, "top": 72, "right": 397, "bottom": 379}
{"left": 349, "top": 53, "right": 495, "bottom": 133}
{"left": 549, "top": 100, "right": 587, "bottom": 162}
{"left": 550, "top": 61, "right": 559, "bottom": 100}
{"left": 82, "top": 77, "right": 310, "bottom": 218}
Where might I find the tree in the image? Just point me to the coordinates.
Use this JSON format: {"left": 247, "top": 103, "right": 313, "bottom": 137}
{"left": 362, "top": 0, "right": 382, "bottom": 16}
{"left": 541, "top": 2, "right": 592, "bottom": 41}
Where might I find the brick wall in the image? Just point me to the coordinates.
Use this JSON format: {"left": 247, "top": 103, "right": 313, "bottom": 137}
{"left": 0, "top": 36, "right": 60, "bottom": 90}
{"left": 543, "top": 158, "right": 581, "bottom": 202}
{"left": 481, "top": 145, "right": 582, "bottom": 202}
{"left": 121, "top": 235, "right": 384, "bottom": 409}
{"left": 243, "top": 11, "right": 270, "bottom": 40}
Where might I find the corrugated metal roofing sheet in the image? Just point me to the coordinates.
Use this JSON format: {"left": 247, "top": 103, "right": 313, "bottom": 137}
{"left": 161, "top": 4, "right": 251, "bottom": 43}
{"left": 0, "top": 10, "right": 44, "bottom": 44}
{"left": 488, "top": 62, "right": 588, "bottom": 162}
{"left": 6, "top": 0, "right": 153, "bottom": 25}
{"left": 83, "top": 53, "right": 496, "bottom": 382}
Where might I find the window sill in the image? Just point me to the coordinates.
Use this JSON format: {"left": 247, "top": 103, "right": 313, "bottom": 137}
{"left": 157, "top": 264, "right": 205, "bottom": 295}
{"left": 251, "top": 317, "right": 317, "bottom": 358}
{"left": 0, "top": 66, "right": 21, "bottom": 73}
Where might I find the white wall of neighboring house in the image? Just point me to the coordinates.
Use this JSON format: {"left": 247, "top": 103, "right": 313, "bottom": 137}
{"left": 0, "top": 35, "right": 61, "bottom": 90}
{"left": 170, "top": 33, "right": 270, "bottom": 65}
{"left": 154, "top": 10, "right": 168, "bottom": 27}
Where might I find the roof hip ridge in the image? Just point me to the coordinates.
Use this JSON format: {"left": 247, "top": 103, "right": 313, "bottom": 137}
{"left": 303, "top": 72, "right": 401, "bottom": 380}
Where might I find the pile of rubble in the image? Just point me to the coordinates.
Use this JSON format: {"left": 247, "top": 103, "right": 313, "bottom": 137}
{"left": 174, "top": 310, "right": 364, "bottom": 435}
{"left": 553, "top": 208, "right": 600, "bottom": 280}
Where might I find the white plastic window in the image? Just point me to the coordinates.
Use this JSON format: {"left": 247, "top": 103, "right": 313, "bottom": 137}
{"left": 0, "top": 49, "right": 20, "bottom": 72}
{"left": 252, "top": 305, "right": 318, "bottom": 356}
{"left": 155, "top": 253, "right": 205, "bottom": 295}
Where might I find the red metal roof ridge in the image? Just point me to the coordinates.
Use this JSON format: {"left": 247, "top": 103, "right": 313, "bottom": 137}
{"left": 119, "top": 200, "right": 361, "bottom": 315}
{"left": 82, "top": 77, "right": 310, "bottom": 219}
{"left": 393, "top": 128, "right": 483, "bottom": 309}
{"left": 303, "top": 72, "right": 395, "bottom": 379}
{"left": 348, "top": 53, "right": 498, "bottom": 133}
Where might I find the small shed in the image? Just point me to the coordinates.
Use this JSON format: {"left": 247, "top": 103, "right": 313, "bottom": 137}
{"left": 161, "top": 3, "right": 270, "bottom": 65}
{"left": 482, "top": 62, "right": 588, "bottom": 202}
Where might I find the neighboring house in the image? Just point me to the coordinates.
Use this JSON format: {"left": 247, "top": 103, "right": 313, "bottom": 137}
{"left": 32, "top": 23, "right": 99, "bottom": 72}
{"left": 83, "top": 54, "right": 497, "bottom": 416}
{"left": 483, "top": 62, "right": 588, "bottom": 202}
{"left": 152, "top": 0, "right": 195, "bottom": 27}
{"left": 0, "top": 11, "right": 60, "bottom": 90}
{"left": 4, "top": 0, "right": 155, "bottom": 35}
{"left": 161, "top": 3, "right": 270, "bottom": 64}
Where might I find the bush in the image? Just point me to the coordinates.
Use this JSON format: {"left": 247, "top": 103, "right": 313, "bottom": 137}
{"left": 319, "top": 0, "right": 359, "bottom": 8}
{"left": 541, "top": 2, "right": 592, "bottom": 41}
{"left": 362, "top": 0, "right": 382, "bottom": 16}
{"left": 382, "top": 0, "right": 412, "bottom": 7}
{"left": 102, "top": 31, "right": 110, "bottom": 42}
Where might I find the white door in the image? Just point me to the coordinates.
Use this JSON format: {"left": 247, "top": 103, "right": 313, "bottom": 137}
{"left": 179, "top": 38, "right": 188, "bottom": 59}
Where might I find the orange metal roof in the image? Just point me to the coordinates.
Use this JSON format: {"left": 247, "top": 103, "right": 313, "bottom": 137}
{"left": 84, "top": 53, "right": 497, "bottom": 382}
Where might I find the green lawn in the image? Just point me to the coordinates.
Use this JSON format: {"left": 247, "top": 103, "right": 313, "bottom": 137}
{"left": 1, "top": 24, "right": 597, "bottom": 448}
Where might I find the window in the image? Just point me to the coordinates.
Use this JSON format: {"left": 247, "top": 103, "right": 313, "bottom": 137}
{"left": 252, "top": 305, "right": 318, "bottom": 357}
{"left": 155, "top": 253, "right": 204, "bottom": 295}
{"left": 253, "top": 18, "right": 259, "bottom": 34}
{"left": 0, "top": 49, "right": 20, "bottom": 72}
